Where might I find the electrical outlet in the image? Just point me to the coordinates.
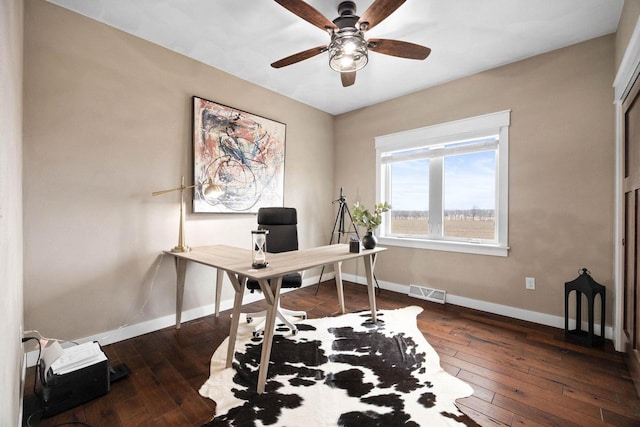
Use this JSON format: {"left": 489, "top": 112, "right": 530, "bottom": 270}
{"left": 525, "top": 277, "right": 536, "bottom": 290}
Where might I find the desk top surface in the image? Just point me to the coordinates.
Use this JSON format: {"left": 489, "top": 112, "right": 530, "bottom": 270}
{"left": 165, "top": 244, "right": 386, "bottom": 280}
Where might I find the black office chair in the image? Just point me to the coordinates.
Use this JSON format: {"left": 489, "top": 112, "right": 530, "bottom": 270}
{"left": 245, "top": 207, "right": 306, "bottom": 336}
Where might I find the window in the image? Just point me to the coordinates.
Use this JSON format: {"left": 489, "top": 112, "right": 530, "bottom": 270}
{"left": 375, "top": 110, "right": 510, "bottom": 256}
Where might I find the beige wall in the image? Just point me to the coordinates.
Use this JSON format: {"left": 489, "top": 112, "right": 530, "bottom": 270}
{"left": 335, "top": 35, "right": 615, "bottom": 323}
{"left": 0, "top": 0, "right": 24, "bottom": 425}
{"left": 21, "top": 0, "right": 620, "bottom": 347}
{"left": 616, "top": 0, "right": 640, "bottom": 71}
{"left": 22, "top": 0, "right": 334, "bottom": 341}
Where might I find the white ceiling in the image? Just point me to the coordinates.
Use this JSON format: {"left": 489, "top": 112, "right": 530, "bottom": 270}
{"left": 47, "top": 0, "right": 624, "bottom": 115}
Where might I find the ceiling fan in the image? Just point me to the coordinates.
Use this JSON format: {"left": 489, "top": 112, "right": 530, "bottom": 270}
{"left": 271, "top": 0, "right": 431, "bottom": 87}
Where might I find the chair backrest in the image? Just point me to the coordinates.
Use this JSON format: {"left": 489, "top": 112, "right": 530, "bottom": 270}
{"left": 257, "top": 207, "right": 298, "bottom": 254}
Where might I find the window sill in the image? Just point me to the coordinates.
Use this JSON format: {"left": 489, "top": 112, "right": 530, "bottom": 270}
{"left": 378, "top": 236, "right": 509, "bottom": 257}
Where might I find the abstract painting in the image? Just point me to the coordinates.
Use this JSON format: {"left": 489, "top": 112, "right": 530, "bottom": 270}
{"left": 192, "top": 96, "right": 286, "bottom": 213}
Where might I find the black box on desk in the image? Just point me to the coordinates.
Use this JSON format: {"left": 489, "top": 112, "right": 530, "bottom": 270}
{"left": 39, "top": 350, "right": 110, "bottom": 417}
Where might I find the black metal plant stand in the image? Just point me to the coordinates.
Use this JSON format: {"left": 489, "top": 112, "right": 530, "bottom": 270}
{"left": 315, "top": 188, "right": 380, "bottom": 295}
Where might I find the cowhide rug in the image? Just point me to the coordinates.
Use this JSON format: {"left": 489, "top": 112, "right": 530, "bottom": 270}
{"left": 199, "top": 306, "right": 478, "bottom": 427}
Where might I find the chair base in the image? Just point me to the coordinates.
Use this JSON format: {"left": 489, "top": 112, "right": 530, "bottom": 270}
{"left": 246, "top": 303, "right": 306, "bottom": 337}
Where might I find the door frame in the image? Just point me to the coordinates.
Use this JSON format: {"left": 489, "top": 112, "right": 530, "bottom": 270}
{"left": 614, "top": 17, "right": 640, "bottom": 352}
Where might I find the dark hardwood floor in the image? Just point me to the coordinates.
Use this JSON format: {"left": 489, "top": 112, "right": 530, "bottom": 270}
{"left": 23, "top": 281, "right": 640, "bottom": 426}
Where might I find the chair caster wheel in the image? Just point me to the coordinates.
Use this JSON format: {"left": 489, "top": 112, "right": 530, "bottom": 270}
{"left": 291, "top": 329, "right": 298, "bottom": 336}
{"left": 252, "top": 331, "right": 262, "bottom": 338}
{"left": 301, "top": 315, "right": 307, "bottom": 320}
{"left": 246, "top": 317, "right": 253, "bottom": 324}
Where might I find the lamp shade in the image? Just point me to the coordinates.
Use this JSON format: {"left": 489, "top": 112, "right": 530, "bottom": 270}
{"left": 203, "top": 181, "right": 223, "bottom": 200}
{"left": 151, "top": 176, "right": 222, "bottom": 253}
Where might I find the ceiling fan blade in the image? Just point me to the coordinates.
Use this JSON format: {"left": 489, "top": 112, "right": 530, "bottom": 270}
{"left": 368, "top": 39, "right": 431, "bottom": 60}
{"left": 341, "top": 71, "right": 356, "bottom": 87}
{"left": 274, "top": 0, "right": 336, "bottom": 31}
{"left": 358, "top": 0, "right": 406, "bottom": 31}
{"left": 271, "top": 46, "right": 327, "bottom": 68}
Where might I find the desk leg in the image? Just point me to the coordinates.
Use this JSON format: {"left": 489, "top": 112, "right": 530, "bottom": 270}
{"left": 214, "top": 269, "right": 223, "bottom": 318}
{"left": 225, "top": 272, "right": 246, "bottom": 369}
{"left": 363, "top": 253, "right": 378, "bottom": 323}
{"left": 174, "top": 257, "right": 187, "bottom": 329}
{"left": 256, "top": 276, "right": 283, "bottom": 394}
{"left": 334, "top": 261, "right": 345, "bottom": 314}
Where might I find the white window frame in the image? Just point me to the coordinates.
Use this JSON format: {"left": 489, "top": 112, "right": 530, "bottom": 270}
{"left": 375, "top": 110, "right": 510, "bottom": 257}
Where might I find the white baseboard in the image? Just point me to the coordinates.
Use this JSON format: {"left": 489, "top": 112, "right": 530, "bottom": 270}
{"left": 27, "top": 270, "right": 613, "bottom": 366}
{"left": 25, "top": 274, "right": 331, "bottom": 367}
{"left": 19, "top": 352, "right": 26, "bottom": 427}
{"left": 341, "top": 273, "right": 614, "bottom": 340}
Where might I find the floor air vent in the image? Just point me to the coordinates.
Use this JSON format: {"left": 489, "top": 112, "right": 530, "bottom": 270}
{"left": 408, "top": 284, "right": 446, "bottom": 304}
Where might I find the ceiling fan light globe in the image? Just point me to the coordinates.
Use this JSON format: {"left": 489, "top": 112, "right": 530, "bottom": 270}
{"left": 343, "top": 40, "right": 357, "bottom": 54}
{"left": 329, "top": 30, "right": 368, "bottom": 73}
{"left": 340, "top": 56, "right": 355, "bottom": 68}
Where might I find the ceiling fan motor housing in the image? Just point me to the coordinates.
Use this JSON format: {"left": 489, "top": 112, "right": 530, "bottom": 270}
{"left": 338, "top": 1, "right": 357, "bottom": 17}
{"left": 334, "top": 1, "right": 359, "bottom": 29}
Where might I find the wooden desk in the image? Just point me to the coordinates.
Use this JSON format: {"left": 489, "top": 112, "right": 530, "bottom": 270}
{"left": 166, "top": 243, "right": 386, "bottom": 394}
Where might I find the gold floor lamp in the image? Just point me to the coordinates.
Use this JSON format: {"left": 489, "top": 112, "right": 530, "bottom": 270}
{"left": 152, "top": 176, "right": 222, "bottom": 253}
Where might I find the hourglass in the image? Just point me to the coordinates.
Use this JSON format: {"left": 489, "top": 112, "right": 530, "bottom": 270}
{"left": 251, "top": 229, "right": 269, "bottom": 268}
